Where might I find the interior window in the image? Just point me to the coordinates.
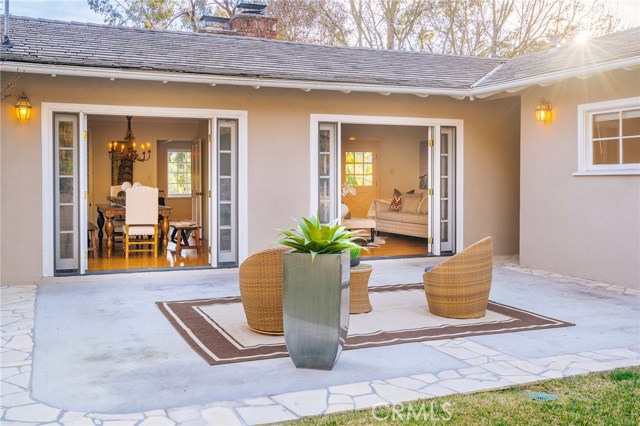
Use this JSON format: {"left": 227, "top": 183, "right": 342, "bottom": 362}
{"left": 344, "top": 151, "right": 373, "bottom": 186}
{"left": 592, "top": 109, "right": 640, "bottom": 165}
{"left": 167, "top": 149, "right": 192, "bottom": 196}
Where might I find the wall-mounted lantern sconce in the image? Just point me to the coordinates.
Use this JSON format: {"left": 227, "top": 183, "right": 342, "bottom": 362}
{"left": 15, "top": 92, "right": 32, "bottom": 121}
{"left": 535, "top": 98, "right": 552, "bottom": 123}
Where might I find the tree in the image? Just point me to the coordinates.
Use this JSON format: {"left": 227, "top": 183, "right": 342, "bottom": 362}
{"left": 86, "top": 0, "right": 623, "bottom": 57}
{"left": 87, "top": 0, "right": 246, "bottom": 30}
{"left": 271, "top": 0, "right": 623, "bottom": 56}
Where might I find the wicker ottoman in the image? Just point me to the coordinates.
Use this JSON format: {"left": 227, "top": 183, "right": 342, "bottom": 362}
{"left": 350, "top": 263, "right": 373, "bottom": 314}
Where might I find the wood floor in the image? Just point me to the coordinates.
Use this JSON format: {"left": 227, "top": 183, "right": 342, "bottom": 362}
{"left": 87, "top": 233, "right": 428, "bottom": 271}
{"left": 87, "top": 238, "right": 210, "bottom": 271}
{"left": 360, "top": 233, "right": 429, "bottom": 258}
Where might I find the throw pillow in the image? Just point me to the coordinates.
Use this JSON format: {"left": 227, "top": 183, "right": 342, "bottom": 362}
{"left": 389, "top": 188, "right": 402, "bottom": 211}
{"left": 403, "top": 194, "right": 422, "bottom": 213}
{"left": 418, "top": 196, "right": 428, "bottom": 214}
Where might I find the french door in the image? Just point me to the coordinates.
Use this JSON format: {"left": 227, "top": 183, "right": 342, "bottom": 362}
{"left": 318, "top": 123, "right": 339, "bottom": 223}
{"left": 191, "top": 138, "right": 203, "bottom": 232}
{"left": 314, "top": 119, "right": 458, "bottom": 256}
{"left": 439, "top": 127, "right": 456, "bottom": 253}
{"left": 215, "top": 119, "right": 238, "bottom": 264}
{"left": 342, "top": 141, "right": 379, "bottom": 219}
{"left": 53, "top": 113, "right": 88, "bottom": 273}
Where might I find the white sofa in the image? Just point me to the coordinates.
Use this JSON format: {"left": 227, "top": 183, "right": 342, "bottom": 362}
{"left": 368, "top": 195, "right": 428, "bottom": 239}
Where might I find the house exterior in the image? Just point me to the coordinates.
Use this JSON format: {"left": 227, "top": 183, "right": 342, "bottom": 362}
{"left": 0, "top": 15, "right": 638, "bottom": 289}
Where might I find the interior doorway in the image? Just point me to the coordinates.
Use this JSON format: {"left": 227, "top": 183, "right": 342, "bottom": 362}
{"left": 341, "top": 124, "right": 431, "bottom": 257}
{"left": 85, "top": 115, "right": 210, "bottom": 272}
{"left": 312, "top": 115, "right": 462, "bottom": 258}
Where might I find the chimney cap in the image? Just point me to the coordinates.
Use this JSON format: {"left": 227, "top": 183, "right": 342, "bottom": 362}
{"left": 236, "top": 2, "right": 267, "bottom": 14}
{"left": 200, "top": 15, "right": 231, "bottom": 25}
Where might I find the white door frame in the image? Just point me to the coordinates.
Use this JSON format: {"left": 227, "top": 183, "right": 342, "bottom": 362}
{"left": 41, "top": 103, "right": 248, "bottom": 277}
{"left": 310, "top": 114, "right": 464, "bottom": 256}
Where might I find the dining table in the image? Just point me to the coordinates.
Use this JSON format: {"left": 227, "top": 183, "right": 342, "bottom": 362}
{"left": 96, "top": 203, "right": 173, "bottom": 258}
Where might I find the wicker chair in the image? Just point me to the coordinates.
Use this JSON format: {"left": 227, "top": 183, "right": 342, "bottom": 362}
{"left": 239, "top": 247, "right": 288, "bottom": 335}
{"left": 423, "top": 236, "right": 493, "bottom": 319}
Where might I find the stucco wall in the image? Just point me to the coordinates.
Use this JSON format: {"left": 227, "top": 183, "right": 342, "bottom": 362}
{"left": 0, "top": 72, "right": 520, "bottom": 283}
{"left": 520, "top": 69, "right": 640, "bottom": 289}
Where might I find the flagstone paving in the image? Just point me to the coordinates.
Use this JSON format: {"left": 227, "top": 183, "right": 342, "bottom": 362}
{"left": 1, "top": 258, "right": 639, "bottom": 425}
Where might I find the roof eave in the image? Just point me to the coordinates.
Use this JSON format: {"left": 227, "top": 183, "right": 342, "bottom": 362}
{"left": 471, "top": 56, "right": 640, "bottom": 96}
{"left": 0, "top": 61, "right": 473, "bottom": 98}
{"left": 2, "top": 56, "right": 638, "bottom": 99}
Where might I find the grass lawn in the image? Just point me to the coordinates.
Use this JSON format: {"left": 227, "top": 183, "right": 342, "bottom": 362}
{"left": 282, "top": 367, "right": 640, "bottom": 425}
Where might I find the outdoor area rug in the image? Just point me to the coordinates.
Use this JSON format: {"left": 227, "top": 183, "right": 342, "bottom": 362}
{"left": 157, "top": 283, "right": 574, "bottom": 365}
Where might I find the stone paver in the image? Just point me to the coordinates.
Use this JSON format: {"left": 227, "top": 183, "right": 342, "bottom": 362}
{"left": 201, "top": 407, "right": 242, "bottom": 426}
{"left": 272, "top": 390, "right": 328, "bottom": 417}
{"left": 235, "top": 405, "right": 297, "bottom": 424}
{"left": 1, "top": 260, "right": 639, "bottom": 426}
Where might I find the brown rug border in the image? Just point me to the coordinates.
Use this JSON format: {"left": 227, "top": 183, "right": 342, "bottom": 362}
{"left": 157, "top": 283, "right": 574, "bottom": 365}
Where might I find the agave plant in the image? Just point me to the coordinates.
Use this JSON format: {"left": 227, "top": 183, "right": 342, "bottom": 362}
{"left": 276, "top": 215, "right": 362, "bottom": 260}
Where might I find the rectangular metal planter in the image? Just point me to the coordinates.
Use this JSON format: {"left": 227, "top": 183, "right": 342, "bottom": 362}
{"left": 283, "top": 251, "right": 350, "bottom": 370}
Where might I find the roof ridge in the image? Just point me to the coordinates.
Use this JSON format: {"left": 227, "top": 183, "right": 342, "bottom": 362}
{"left": 1, "top": 15, "right": 503, "bottom": 63}
{"left": 470, "top": 62, "right": 505, "bottom": 88}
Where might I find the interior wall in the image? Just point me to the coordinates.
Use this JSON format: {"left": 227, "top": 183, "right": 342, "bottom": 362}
{"left": 0, "top": 72, "right": 520, "bottom": 283}
{"left": 520, "top": 69, "right": 640, "bottom": 289}
{"left": 88, "top": 116, "right": 200, "bottom": 225}
{"left": 342, "top": 124, "right": 426, "bottom": 200}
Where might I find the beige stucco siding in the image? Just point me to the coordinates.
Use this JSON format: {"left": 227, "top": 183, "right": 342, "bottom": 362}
{"left": 520, "top": 69, "right": 640, "bottom": 289}
{"left": 0, "top": 72, "right": 520, "bottom": 283}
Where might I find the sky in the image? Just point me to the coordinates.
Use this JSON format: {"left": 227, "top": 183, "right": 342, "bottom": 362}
{"left": 2, "top": 0, "right": 640, "bottom": 28}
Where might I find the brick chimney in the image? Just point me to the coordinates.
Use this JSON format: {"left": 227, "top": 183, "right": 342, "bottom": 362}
{"left": 228, "top": 14, "right": 277, "bottom": 39}
{"left": 199, "top": 2, "right": 277, "bottom": 39}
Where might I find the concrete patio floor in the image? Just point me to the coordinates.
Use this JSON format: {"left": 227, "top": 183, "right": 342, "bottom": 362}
{"left": 1, "top": 257, "right": 639, "bottom": 425}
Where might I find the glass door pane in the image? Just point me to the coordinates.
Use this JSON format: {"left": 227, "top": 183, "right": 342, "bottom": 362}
{"left": 54, "top": 114, "right": 79, "bottom": 271}
{"left": 318, "top": 123, "right": 337, "bottom": 224}
{"left": 217, "top": 119, "right": 238, "bottom": 265}
{"left": 421, "top": 127, "right": 435, "bottom": 254}
{"left": 440, "top": 126, "right": 456, "bottom": 253}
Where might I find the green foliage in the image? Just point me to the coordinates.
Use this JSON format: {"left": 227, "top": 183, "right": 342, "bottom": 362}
{"left": 285, "top": 367, "right": 640, "bottom": 426}
{"left": 609, "top": 369, "right": 639, "bottom": 381}
{"left": 276, "top": 215, "right": 361, "bottom": 260}
{"left": 349, "top": 246, "right": 361, "bottom": 259}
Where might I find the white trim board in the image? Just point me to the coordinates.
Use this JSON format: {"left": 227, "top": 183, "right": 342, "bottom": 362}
{"left": 576, "top": 96, "right": 640, "bottom": 175}
{"left": 4, "top": 57, "right": 640, "bottom": 99}
{"left": 309, "top": 114, "right": 464, "bottom": 255}
{"left": 41, "top": 103, "right": 248, "bottom": 277}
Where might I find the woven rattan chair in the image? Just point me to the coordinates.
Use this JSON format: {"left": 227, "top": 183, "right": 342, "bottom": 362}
{"left": 239, "top": 247, "right": 288, "bottom": 335}
{"left": 423, "top": 236, "right": 493, "bottom": 319}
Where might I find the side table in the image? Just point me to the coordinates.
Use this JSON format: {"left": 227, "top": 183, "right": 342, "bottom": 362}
{"left": 343, "top": 217, "right": 376, "bottom": 242}
{"left": 350, "top": 263, "right": 373, "bottom": 314}
{"left": 169, "top": 220, "right": 202, "bottom": 257}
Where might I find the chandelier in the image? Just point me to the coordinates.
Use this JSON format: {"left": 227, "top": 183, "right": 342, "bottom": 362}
{"left": 108, "top": 116, "right": 151, "bottom": 162}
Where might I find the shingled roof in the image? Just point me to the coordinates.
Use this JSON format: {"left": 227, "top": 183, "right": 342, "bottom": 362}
{"left": 0, "top": 16, "right": 503, "bottom": 90}
{"left": 1, "top": 16, "right": 639, "bottom": 97}
{"left": 473, "top": 27, "right": 640, "bottom": 89}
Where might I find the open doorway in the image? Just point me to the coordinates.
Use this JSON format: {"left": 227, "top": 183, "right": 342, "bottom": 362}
{"left": 313, "top": 115, "right": 461, "bottom": 259}
{"left": 85, "top": 115, "right": 210, "bottom": 272}
{"left": 341, "top": 124, "right": 431, "bottom": 258}
{"left": 44, "top": 103, "right": 247, "bottom": 278}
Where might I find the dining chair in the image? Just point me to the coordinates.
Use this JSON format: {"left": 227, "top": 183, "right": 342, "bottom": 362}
{"left": 109, "top": 185, "right": 126, "bottom": 246}
{"left": 124, "top": 186, "right": 159, "bottom": 258}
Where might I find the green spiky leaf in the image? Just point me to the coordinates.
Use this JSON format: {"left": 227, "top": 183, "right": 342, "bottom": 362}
{"left": 275, "top": 214, "right": 363, "bottom": 260}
